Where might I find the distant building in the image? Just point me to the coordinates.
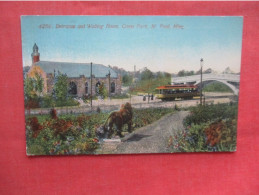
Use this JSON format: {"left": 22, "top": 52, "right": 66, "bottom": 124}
{"left": 26, "top": 44, "right": 122, "bottom": 97}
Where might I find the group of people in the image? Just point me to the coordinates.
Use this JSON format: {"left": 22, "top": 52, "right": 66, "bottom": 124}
{"left": 143, "top": 94, "right": 154, "bottom": 101}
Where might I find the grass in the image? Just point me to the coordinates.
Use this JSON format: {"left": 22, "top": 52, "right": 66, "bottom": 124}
{"left": 203, "top": 81, "right": 233, "bottom": 93}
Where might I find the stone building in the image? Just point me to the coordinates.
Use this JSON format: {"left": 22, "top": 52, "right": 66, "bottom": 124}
{"left": 27, "top": 44, "right": 122, "bottom": 97}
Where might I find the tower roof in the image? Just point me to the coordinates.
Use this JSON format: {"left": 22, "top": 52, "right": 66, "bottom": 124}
{"left": 33, "top": 43, "right": 38, "bottom": 51}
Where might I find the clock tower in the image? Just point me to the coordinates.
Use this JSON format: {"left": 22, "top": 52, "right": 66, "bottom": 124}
{"left": 31, "top": 43, "right": 40, "bottom": 64}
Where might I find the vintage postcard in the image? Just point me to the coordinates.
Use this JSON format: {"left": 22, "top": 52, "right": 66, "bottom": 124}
{"left": 21, "top": 16, "right": 243, "bottom": 155}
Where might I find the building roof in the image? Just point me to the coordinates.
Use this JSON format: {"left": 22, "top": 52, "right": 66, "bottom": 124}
{"left": 35, "top": 61, "right": 118, "bottom": 78}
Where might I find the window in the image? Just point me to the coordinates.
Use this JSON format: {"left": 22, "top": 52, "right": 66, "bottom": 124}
{"left": 96, "top": 81, "right": 101, "bottom": 94}
{"left": 69, "top": 82, "right": 77, "bottom": 95}
{"left": 85, "top": 82, "right": 88, "bottom": 94}
{"left": 111, "top": 82, "right": 115, "bottom": 93}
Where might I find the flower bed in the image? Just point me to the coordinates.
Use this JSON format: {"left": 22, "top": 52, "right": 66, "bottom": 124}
{"left": 169, "top": 103, "right": 238, "bottom": 152}
{"left": 26, "top": 107, "right": 175, "bottom": 155}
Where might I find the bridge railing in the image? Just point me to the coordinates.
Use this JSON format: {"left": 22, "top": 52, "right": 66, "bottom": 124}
{"left": 172, "top": 73, "right": 240, "bottom": 84}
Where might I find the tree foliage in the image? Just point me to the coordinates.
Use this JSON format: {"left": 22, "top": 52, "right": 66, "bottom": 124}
{"left": 24, "top": 72, "right": 79, "bottom": 108}
{"left": 156, "top": 71, "right": 171, "bottom": 79}
{"left": 141, "top": 68, "right": 154, "bottom": 81}
{"left": 53, "top": 72, "right": 68, "bottom": 101}
{"left": 98, "top": 82, "right": 108, "bottom": 98}
{"left": 51, "top": 73, "right": 79, "bottom": 107}
{"left": 24, "top": 77, "right": 35, "bottom": 100}
{"left": 24, "top": 73, "right": 44, "bottom": 109}
{"left": 132, "top": 75, "right": 171, "bottom": 94}
{"left": 24, "top": 73, "right": 44, "bottom": 99}
{"left": 156, "top": 71, "right": 164, "bottom": 79}
{"left": 122, "top": 74, "right": 133, "bottom": 86}
{"left": 177, "top": 70, "right": 195, "bottom": 77}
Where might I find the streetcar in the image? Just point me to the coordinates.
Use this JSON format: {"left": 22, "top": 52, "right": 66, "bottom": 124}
{"left": 155, "top": 84, "right": 200, "bottom": 101}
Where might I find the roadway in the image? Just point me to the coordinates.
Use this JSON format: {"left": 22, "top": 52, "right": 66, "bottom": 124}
{"left": 25, "top": 92, "right": 237, "bottom": 115}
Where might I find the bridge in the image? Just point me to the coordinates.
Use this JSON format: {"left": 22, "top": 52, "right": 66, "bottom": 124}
{"left": 172, "top": 73, "right": 240, "bottom": 95}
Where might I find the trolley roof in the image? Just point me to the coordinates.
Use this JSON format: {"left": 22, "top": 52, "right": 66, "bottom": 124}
{"left": 156, "top": 84, "right": 197, "bottom": 90}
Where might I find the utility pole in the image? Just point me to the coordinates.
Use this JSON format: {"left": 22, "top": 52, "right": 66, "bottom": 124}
{"left": 200, "top": 58, "right": 203, "bottom": 105}
{"left": 53, "top": 69, "right": 56, "bottom": 101}
{"left": 134, "top": 65, "right": 136, "bottom": 79}
{"left": 107, "top": 70, "right": 111, "bottom": 98}
{"left": 148, "top": 77, "right": 151, "bottom": 104}
{"left": 90, "top": 62, "right": 92, "bottom": 109}
{"left": 129, "top": 87, "right": 132, "bottom": 104}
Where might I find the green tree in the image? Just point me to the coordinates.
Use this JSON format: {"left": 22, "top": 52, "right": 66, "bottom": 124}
{"left": 122, "top": 74, "right": 133, "bottom": 86}
{"left": 189, "top": 71, "right": 195, "bottom": 76}
{"left": 24, "top": 73, "right": 44, "bottom": 99}
{"left": 177, "top": 70, "right": 195, "bottom": 77}
{"left": 24, "top": 73, "right": 44, "bottom": 109}
{"left": 141, "top": 68, "right": 153, "bottom": 81}
{"left": 177, "top": 70, "right": 185, "bottom": 77}
{"left": 156, "top": 72, "right": 164, "bottom": 79}
{"left": 98, "top": 82, "right": 108, "bottom": 98}
{"left": 34, "top": 73, "right": 44, "bottom": 96}
{"left": 54, "top": 73, "right": 68, "bottom": 102}
{"left": 24, "top": 77, "right": 35, "bottom": 100}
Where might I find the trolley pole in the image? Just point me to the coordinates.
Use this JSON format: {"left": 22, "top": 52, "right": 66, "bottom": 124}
{"left": 200, "top": 58, "right": 203, "bottom": 105}
{"left": 90, "top": 62, "right": 92, "bottom": 109}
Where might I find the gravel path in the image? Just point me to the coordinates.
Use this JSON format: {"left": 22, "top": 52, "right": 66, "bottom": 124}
{"left": 97, "top": 111, "right": 189, "bottom": 154}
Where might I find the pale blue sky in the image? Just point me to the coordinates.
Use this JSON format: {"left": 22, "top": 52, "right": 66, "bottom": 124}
{"left": 21, "top": 16, "right": 243, "bottom": 73}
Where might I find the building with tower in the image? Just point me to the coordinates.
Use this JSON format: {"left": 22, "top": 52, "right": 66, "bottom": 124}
{"left": 26, "top": 44, "right": 122, "bottom": 97}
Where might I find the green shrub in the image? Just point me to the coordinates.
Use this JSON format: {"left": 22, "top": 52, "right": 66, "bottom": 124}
{"left": 110, "top": 94, "right": 129, "bottom": 99}
{"left": 55, "top": 97, "right": 79, "bottom": 107}
{"left": 171, "top": 103, "right": 238, "bottom": 153}
{"left": 184, "top": 103, "right": 238, "bottom": 126}
{"left": 40, "top": 95, "right": 55, "bottom": 108}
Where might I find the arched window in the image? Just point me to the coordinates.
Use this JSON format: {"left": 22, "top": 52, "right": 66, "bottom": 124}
{"left": 85, "top": 82, "right": 88, "bottom": 94}
{"left": 95, "top": 81, "right": 101, "bottom": 94}
{"left": 111, "top": 82, "right": 115, "bottom": 93}
{"left": 69, "top": 82, "right": 77, "bottom": 95}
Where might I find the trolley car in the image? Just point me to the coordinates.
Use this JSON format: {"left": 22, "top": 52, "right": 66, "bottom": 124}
{"left": 155, "top": 84, "right": 200, "bottom": 101}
